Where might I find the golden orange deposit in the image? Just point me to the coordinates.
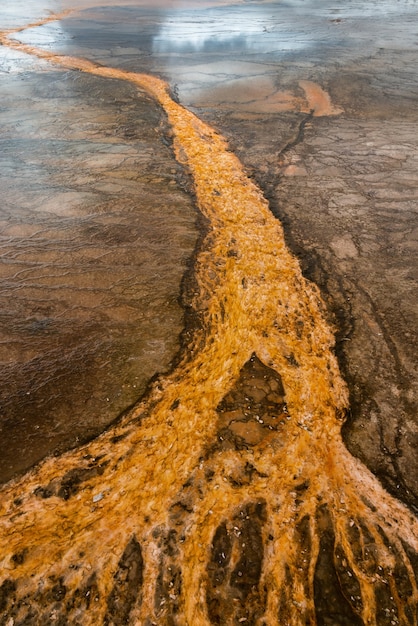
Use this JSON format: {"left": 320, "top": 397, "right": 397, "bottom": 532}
{"left": 0, "top": 11, "right": 417, "bottom": 626}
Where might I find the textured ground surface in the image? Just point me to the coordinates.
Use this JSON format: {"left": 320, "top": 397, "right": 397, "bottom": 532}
{"left": 0, "top": 27, "right": 197, "bottom": 481}
{"left": 0, "top": 1, "right": 417, "bottom": 624}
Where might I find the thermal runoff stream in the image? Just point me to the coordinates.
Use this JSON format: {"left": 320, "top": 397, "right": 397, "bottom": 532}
{"left": 0, "top": 11, "right": 417, "bottom": 626}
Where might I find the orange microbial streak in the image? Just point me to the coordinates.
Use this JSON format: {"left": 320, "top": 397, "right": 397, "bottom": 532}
{"left": 0, "top": 13, "right": 417, "bottom": 626}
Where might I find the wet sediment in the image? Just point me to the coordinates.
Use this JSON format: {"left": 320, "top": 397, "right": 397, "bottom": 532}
{"left": 0, "top": 46, "right": 197, "bottom": 483}
{"left": 2, "top": 0, "right": 416, "bottom": 507}
{"left": 205, "top": 96, "right": 418, "bottom": 511}
{"left": 0, "top": 4, "right": 417, "bottom": 625}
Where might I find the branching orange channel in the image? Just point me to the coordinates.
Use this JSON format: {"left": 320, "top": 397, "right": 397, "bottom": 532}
{"left": 0, "top": 10, "right": 417, "bottom": 626}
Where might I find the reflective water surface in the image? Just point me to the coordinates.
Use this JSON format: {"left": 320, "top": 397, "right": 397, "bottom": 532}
{"left": 1, "top": 0, "right": 417, "bottom": 503}
{"left": 0, "top": 19, "right": 417, "bottom": 623}
{"left": 0, "top": 22, "right": 198, "bottom": 480}
{"left": 0, "top": 2, "right": 417, "bottom": 624}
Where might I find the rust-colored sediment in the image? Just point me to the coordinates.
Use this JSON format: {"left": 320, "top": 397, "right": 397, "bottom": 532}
{"left": 299, "top": 79, "right": 344, "bottom": 117}
{"left": 0, "top": 13, "right": 417, "bottom": 626}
